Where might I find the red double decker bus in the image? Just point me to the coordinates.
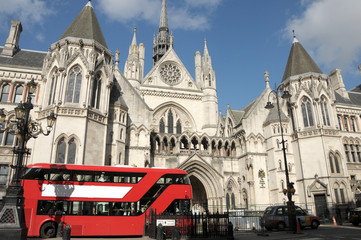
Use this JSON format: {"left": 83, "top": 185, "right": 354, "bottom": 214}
{"left": 21, "top": 163, "right": 192, "bottom": 238}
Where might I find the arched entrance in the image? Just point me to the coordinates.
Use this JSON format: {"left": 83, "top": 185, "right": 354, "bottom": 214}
{"left": 179, "top": 154, "right": 224, "bottom": 213}
{"left": 189, "top": 176, "right": 208, "bottom": 214}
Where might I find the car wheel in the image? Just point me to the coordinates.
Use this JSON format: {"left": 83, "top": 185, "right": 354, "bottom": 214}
{"left": 311, "top": 220, "right": 319, "bottom": 229}
{"left": 265, "top": 226, "right": 272, "bottom": 231}
{"left": 352, "top": 221, "right": 359, "bottom": 226}
{"left": 277, "top": 222, "right": 286, "bottom": 231}
{"left": 40, "top": 221, "right": 57, "bottom": 238}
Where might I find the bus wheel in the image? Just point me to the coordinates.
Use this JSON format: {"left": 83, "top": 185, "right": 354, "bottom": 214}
{"left": 40, "top": 221, "right": 57, "bottom": 238}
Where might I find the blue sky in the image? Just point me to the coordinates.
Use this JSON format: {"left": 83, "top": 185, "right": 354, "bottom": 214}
{"left": 0, "top": 0, "right": 360, "bottom": 114}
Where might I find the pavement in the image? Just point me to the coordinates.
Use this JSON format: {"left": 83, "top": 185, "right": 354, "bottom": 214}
{"left": 27, "top": 222, "right": 351, "bottom": 240}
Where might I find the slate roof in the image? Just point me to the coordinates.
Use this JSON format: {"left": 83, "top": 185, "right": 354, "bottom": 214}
{"left": 109, "top": 80, "right": 128, "bottom": 109}
{"left": 0, "top": 47, "right": 46, "bottom": 69}
{"left": 335, "top": 88, "right": 361, "bottom": 107}
{"left": 264, "top": 106, "right": 289, "bottom": 126}
{"left": 282, "top": 39, "right": 322, "bottom": 82}
{"left": 59, "top": 1, "right": 108, "bottom": 48}
{"left": 229, "top": 109, "right": 244, "bottom": 125}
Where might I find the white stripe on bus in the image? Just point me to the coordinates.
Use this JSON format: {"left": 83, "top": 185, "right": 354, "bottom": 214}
{"left": 41, "top": 184, "right": 132, "bottom": 199}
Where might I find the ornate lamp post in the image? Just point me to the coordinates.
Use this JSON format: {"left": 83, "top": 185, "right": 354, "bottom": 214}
{"left": 0, "top": 79, "right": 56, "bottom": 240}
{"left": 265, "top": 84, "right": 297, "bottom": 232}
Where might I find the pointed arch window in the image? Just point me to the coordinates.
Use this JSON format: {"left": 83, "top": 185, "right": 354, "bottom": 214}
{"left": 334, "top": 154, "right": 341, "bottom": 173}
{"left": 56, "top": 137, "right": 77, "bottom": 164}
{"left": 231, "top": 193, "right": 235, "bottom": 210}
{"left": 344, "top": 144, "right": 350, "bottom": 162}
{"left": 56, "top": 138, "right": 66, "bottom": 163}
{"left": 48, "top": 70, "right": 58, "bottom": 105}
{"left": 320, "top": 96, "right": 330, "bottom": 126}
{"left": 176, "top": 120, "right": 182, "bottom": 134}
{"left": 68, "top": 139, "right": 76, "bottom": 164}
{"left": 14, "top": 85, "right": 23, "bottom": 103}
{"left": 226, "top": 193, "right": 230, "bottom": 210}
{"left": 66, "top": 66, "right": 82, "bottom": 103}
{"left": 159, "top": 119, "right": 165, "bottom": 133}
{"left": 91, "top": 72, "right": 102, "bottom": 109}
{"left": 301, "top": 96, "right": 314, "bottom": 127}
{"left": 0, "top": 84, "right": 10, "bottom": 102}
{"left": 329, "top": 153, "right": 335, "bottom": 173}
{"left": 168, "top": 110, "right": 173, "bottom": 134}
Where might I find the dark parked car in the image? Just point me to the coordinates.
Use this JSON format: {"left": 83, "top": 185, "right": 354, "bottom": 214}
{"left": 350, "top": 207, "right": 361, "bottom": 226}
{"left": 261, "top": 205, "right": 320, "bottom": 231}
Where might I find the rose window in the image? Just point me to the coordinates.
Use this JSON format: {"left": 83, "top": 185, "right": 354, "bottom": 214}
{"left": 159, "top": 63, "right": 182, "bottom": 85}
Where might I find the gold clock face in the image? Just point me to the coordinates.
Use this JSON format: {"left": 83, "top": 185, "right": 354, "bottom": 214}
{"left": 159, "top": 63, "right": 182, "bottom": 85}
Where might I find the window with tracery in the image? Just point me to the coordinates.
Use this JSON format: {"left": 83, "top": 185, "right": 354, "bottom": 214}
{"left": 159, "top": 119, "right": 165, "bottom": 133}
{"left": 320, "top": 96, "right": 330, "bottom": 126}
{"left": 176, "top": 120, "right": 182, "bottom": 134}
{"left": 66, "top": 66, "right": 82, "bottom": 103}
{"left": 168, "top": 110, "right": 173, "bottom": 134}
{"left": 329, "top": 153, "right": 341, "bottom": 173}
{"left": 56, "top": 137, "right": 77, "bottom": 164}
{"left": 91, "top": 72, "right": 102, "bottom": 109}
{"left": 301, "top": 96, "right": 314, "bottom": 127}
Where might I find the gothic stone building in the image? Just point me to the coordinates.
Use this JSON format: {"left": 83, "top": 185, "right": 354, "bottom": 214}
{"left": 0, "top": 0, "right": 361, "bottom": 216}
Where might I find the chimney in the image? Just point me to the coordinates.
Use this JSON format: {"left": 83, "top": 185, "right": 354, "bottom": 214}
{"left": 329, "top": 68, "right": 349, "bottom": 100}
{"left": 2, "top": 20, "right": 22, "bottom": 57}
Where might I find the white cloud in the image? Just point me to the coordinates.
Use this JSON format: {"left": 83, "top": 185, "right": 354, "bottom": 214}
{"left": 97, "top": 0, "right": 221, "bottom": 30}
{"left": 284, "top": 0, "right": 361, "bottom": 73}
{"left": 0, "top": 0, "right": 53, "bottom": 33}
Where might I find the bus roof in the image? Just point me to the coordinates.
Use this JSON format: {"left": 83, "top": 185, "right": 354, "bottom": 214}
{"left": 26, "top": 163, "right": 187, "bottom": 174}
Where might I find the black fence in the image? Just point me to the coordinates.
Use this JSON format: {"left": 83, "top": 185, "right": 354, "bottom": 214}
{"left": 145, "top": 209, "right": 233, "bottom": 239}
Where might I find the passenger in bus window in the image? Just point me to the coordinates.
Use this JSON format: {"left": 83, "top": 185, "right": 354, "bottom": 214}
{"left": 55, "top": 173, "right": 64, "bottom": 181}
{"left": 98, "top": 172, "right": 106, "bottom": 182}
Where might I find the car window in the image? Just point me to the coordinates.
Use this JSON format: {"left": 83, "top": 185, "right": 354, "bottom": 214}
{"left": 295, "top": 206, "right": 306, "bottom": 215}
{"left": 276, "top": 207, "right": 283, "bottom": 215}
{"left": 264, "top": 207, "right": 273, "bottom": 215}
{"left": 284, "top": 207, "right": 288, "bottom": 215}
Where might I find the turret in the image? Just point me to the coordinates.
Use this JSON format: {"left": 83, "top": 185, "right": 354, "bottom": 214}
{"left": 200, "top": 39, "right": 218, "bottom": 135}
{"left": 195, "top": 51, "right": 202, "bottom": 87}
{"left": 124, "top": 28, "right": 144, "bottom": 90}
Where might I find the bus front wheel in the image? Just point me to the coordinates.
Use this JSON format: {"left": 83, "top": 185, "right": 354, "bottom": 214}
{"left": 40, "top": 221, "right": 57, "bottom": 238}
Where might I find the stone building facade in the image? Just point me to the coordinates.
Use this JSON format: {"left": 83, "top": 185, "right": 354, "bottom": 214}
{"left": 0, "top": 0, "right": 361, "bottom": 216}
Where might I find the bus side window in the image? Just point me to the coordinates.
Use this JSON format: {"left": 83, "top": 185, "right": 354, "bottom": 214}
{"left": 157, "top": 178, "right": 165, "bottom": 184}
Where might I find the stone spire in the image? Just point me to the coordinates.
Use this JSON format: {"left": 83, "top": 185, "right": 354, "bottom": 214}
{"left": 153, "top": 0, "right": 171, "bottom": 65}
{"left": 159, "top": 0, "right": 168, "bottom": 31}
{"left": 131, "top": 28, "right": 137, "bottom": 46}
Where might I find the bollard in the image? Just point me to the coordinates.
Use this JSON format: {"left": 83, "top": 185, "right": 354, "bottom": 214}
{"left": 62, "top": 224, "right": 71, "bottom": 240}
{"left": 227, "top": 221, "right": 234, "bottom": 240}
{"left": 56, "top": 222, "right": 64, "bottom": 237}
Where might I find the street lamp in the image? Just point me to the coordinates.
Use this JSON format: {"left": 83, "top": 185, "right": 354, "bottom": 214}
{"left": 265, "top": 84, "right": 296, "bottom": 232}
{"left": 0, "top": 79, "right": 56, "bottom": 240}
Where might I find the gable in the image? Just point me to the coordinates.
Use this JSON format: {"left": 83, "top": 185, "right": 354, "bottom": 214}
{"left": 142, "top": 48, "right": 200, "bottom": 91}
